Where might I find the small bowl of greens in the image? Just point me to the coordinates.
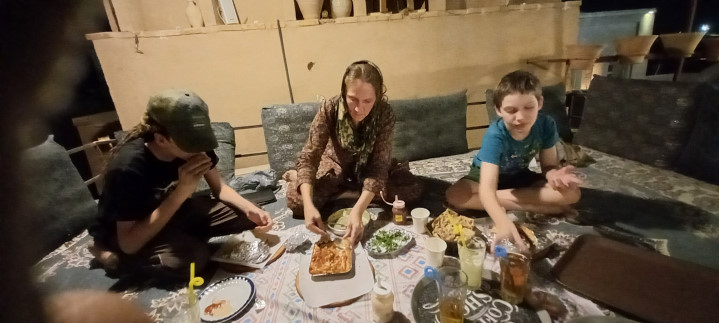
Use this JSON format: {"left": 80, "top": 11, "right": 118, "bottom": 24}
{"left": 365, "top": 228, "right": 414, "bottom": 258}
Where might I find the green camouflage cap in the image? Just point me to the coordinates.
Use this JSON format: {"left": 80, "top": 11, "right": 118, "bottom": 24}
{"left": 146, "top": 89, "right": 218, "bottom": 153}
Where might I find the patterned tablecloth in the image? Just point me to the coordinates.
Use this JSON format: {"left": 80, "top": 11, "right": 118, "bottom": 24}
{"left": 34, "top": 148, "right": 719, "bottom": 322}
{"left": 164, "top": 220, "right": 606, "bottom": 323}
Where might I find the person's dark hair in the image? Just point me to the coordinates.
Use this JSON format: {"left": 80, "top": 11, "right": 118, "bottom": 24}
{"left": 340, "top": 60, "right": 388, "bottom": 105}
{"left": 493, "top": 70, "right": 542, "bottom": 109}
{"left": 106, "top": 112, "right": 169, "bottom": 170}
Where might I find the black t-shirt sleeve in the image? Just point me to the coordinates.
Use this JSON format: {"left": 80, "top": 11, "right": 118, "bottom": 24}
{"left": 101, "top": 167, "right": 154, "bottom": 222}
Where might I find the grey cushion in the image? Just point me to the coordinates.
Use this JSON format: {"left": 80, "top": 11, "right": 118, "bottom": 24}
{"left": 676, "top": 83, "right": 719, "bottom": 184}
{"left": 486, "top": 84, "right": 572, "bottom": 142}
{"left": 261, "top": 102, "right": 321, "bottom": 177}
{"left": 21, "top": 136, "right": 97, "bottom": 260}
{"left": 541, "top": 83, "right": 573, "bottom": 142}
{"left": 197, "top": 122, "right": 236, "bottom": 191}
{"left": 391, "top": 91, "right": 468, "bottom": 161}
{"left": 574, "top": 76, "right": 702, "bottom": 169}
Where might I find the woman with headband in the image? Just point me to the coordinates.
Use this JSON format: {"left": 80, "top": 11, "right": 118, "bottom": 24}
{"left": 284, "top": 61, "right": 423, "bottom": 243}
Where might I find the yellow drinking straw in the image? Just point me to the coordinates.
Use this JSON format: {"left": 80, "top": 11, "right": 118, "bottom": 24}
{"left": 188, "top": 262, "right": 204, "bottom": 307}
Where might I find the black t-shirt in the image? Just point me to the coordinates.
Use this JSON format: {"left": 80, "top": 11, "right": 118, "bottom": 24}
{"left": 91, "top": 138, "right": 185, "bottom": 241}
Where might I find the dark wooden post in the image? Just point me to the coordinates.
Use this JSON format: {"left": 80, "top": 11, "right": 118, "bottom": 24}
{"left": 674, "top": 0, "right": 699, "bottom": 81}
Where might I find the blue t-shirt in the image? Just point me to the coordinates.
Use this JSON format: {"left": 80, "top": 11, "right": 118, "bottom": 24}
{"left": 472, "top": 114, "right": 558, "bottom": 175}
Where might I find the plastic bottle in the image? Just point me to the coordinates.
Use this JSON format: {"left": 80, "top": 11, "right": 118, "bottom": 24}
{"left": 391, "top": 199, "right": 408, "bottom": 225}
{"left": 495, "top": 242, "right": 531, "bottom": 305}
{"left": 381, "top": 192, "right": 408, "bottom": 225}
{"left": 371, "top": 279, "right": 394, "bottom": 323}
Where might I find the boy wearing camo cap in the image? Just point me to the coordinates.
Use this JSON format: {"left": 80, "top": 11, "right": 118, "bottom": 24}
{"left": 88, "top": 89, "right": 273, "bottom": 280}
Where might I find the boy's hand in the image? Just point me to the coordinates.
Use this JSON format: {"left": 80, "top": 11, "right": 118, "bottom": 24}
{"left": 247, "top": 206, "right": 273, "bottom": 232}
{"left": 176, "top": 154, "right": 212, "bottom": 198}
{"left": 492, "top": 220, "right": 528, "bottom": 253}
{"left": 546, "top": 165, "right": 583, "bottom": 191}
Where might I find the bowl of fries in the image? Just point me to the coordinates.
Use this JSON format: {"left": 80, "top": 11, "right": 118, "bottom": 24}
{"left": 426, "top": 209, "right": 483, "bottom": 256}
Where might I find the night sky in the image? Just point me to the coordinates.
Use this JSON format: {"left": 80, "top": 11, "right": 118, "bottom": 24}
{"left": 579, "top": 0, "right": 718, "bottom": 35}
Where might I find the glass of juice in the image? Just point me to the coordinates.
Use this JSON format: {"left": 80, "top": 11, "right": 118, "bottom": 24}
{"left": 499, "top": 252, "right": 530, "bottom": 305}
{"left": 437, "top": 266, "right": 467, "bottom": 323}
{"left": 458, "top": 237, "right": 486, "bottom": 290}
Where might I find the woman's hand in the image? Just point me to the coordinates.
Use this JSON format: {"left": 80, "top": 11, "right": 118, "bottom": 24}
{"left": 546, "top": 165, "right": 583, "bottom": 191}
{"left": 491, "top": 219, "right": 527, "bottom": 253}
{"left": 304, "top": 203, "right": 326, "bottom": 236}
{"left": 343, "top": 208, "right": 365, "bottom": 245}
{"left": 246, "top": 205, "right": 273, "bottom": 232}
{"left": 176, "top": 154, "right": 212, "bottom": 198}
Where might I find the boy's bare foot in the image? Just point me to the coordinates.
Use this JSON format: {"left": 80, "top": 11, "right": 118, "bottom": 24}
{"left": 561, "top": 206, "right": 579, "bottom": 218}
{"left": 282, "top": 170, "right": 298, "bottom": 182}
{"left": 88, "top": 240, "right": 119, "bottom": 271}
{"left": 561, "top": 207, "right": 581, "bottom": 224}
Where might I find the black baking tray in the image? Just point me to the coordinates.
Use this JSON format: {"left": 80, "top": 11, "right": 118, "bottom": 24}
{"left": 551, "top": 234, "right": 719, "bottom": 322}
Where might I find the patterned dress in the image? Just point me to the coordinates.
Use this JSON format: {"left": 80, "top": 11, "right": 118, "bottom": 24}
{"left": 286, "top": 96, "right": 423, "bottom": 216}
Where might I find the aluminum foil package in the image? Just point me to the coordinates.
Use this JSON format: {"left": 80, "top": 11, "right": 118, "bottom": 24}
{"left": 227, "top": 240, "right": 271, "bottom": 264}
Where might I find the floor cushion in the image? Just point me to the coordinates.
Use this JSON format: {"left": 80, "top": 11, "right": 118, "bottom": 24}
{"left": 675, "top": 82, "right": 719, "bottom": 184}
{"left": 261, "top": 102, "right": 321, "bottom": 178}
{"left": 574, "top": 76, "right": 702, "bottom": 169}
{"left": 21, "top": 135, "right": 97, "bottom": 261}
{"left": 391, "top": 90, "right": 468, "bottom": 161}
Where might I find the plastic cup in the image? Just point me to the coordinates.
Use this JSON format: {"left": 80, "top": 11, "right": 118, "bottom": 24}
{"left": 411, "top": 208, "right": 430, "bottom": 234}
{"left": 437, "top": 266, "right": 467, "bottom": 323}
{"left": 499, "top": 252, "right": 530, "bottom": 305}
{"left": 425, "top": 237, "right": 447, "bottom": 268}
{"left": 167, "top": 301, "right": 199, "bottom": 323}
{"left": 458, "top": 238, "right": 486, "bottom": 290}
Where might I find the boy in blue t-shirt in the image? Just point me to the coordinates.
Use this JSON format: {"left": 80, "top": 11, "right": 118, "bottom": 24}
{"left": 445, "top": 71, "right": 582, "bottom": 250}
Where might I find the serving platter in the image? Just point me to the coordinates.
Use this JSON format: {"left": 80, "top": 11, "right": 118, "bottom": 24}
{"left": 365, "top": 228, "right": 415, "bottom": 258}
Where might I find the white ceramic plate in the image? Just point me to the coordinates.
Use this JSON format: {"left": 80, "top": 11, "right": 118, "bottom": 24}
{"left": 327, "top": 208, "right": 372, "bottom": 235}
{"left": 365, "top": 228, "right": 414, "bottom": 257}
{"left": 198, "top": 276, "right": 255, "bottom": 323}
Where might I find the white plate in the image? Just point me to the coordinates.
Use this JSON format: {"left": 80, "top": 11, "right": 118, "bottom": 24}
{"left": 198, "top": 276, "right": 255, "bottom": 323}
{"left": 365, "top": 228, "right": 414, "bottom": 257}
{"left": 327, "top": 208, "right": 372, "bottom": 235}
